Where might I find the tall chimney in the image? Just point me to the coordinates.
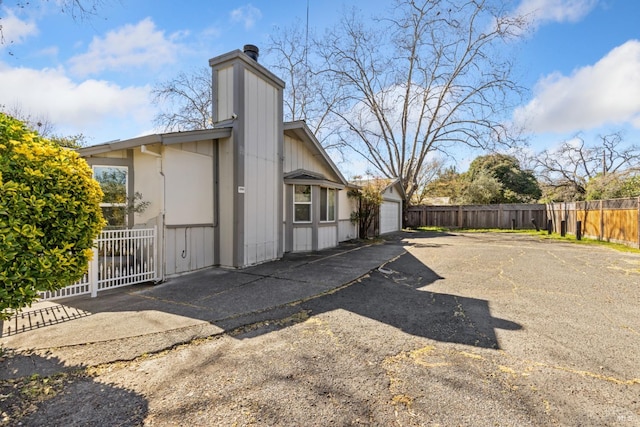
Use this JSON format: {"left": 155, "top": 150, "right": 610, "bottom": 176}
{"left": 243, "top": 44, "right": 259, "bottom": 62}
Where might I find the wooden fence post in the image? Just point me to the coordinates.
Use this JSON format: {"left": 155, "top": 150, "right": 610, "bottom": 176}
{"left": 599, "top": 199, "right": 604, "bottom": 241}
{"left": 637, "top": 197, "right": 640, "bottom": 249}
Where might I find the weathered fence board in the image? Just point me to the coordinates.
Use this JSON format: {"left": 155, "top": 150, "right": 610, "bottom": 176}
{"left": 547, "top": 198, "right": 640, "bottom": 248}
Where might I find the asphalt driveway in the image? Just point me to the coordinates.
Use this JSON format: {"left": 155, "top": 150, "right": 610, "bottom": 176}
{"left": 2, "top": 231, "right": 639, "bottom": 426}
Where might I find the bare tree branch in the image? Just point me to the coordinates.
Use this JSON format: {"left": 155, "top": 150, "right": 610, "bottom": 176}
{"left": 311, "top": 0, "right": 526, "bottom": 203}
{"left": 151, "top": 67, "right": 213, "bottom": 132}
{"left": 534, "top": 132, "right": 640, "bottom": 201}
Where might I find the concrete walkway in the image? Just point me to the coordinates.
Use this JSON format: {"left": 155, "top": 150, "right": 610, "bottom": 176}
{"left": 0, "top": 237, "right": 406, "bottom": 378}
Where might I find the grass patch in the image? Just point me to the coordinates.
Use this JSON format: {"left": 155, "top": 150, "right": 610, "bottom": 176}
{"left": 412, "top": 226, "right": 640, "bottom": 254}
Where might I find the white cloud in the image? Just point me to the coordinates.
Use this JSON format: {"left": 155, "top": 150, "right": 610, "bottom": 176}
{"left": 68, "top": 18, "right": 181, "bottom": 76}
{"left": 513, "top": 0, "right": 598, "bottom": 29}
{"left": 513, "top": 40, "right": 640, "bottom": 134}
{"left": 0, "top": 63, "right": 153, "bottom": 132}
{"left": 0, "top": 7, "right": 38, "bottom": 47}
{"left": 230, "top": 4, "right": 262, "bottom": 30}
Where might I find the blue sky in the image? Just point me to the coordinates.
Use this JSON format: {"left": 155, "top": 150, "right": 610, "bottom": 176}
{"left": 1, "top": 0, "right": 639, "bottom": 174}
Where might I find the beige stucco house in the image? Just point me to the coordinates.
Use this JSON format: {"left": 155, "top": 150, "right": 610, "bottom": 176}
{"left": 79, "top": 46, "right": 403, "bottom": 278}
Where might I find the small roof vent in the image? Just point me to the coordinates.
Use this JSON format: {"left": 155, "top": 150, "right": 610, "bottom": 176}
{"left": 243, "top": 44, "right": 259, "bottom": 62}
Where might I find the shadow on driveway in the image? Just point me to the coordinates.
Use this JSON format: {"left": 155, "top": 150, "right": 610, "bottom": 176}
{"left": 296, "top": 249, "right": 521, "bottom": 349}
{"left": 1, "top": 232, "right": 521, "bottom": 360}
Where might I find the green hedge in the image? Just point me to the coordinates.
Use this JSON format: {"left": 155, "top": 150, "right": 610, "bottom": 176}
{"left": 0, "top": 113, "right": 105, "bottom": 318}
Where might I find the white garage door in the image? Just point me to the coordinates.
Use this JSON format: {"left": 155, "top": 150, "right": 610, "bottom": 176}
{"left": 380, "top": 201, "right": 400, "bottom": 234}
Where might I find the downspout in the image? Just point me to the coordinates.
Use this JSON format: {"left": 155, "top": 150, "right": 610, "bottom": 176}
{"left": 140, "top": 145, "right": 165, "bottom": 283}
{"left": 213, "top": 140, "right": 220, "bottom": 266}
{"left": 159, "top": 160, "right": 166, "bottom": 283}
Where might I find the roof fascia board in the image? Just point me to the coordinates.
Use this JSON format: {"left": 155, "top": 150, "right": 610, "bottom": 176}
{"left": 161, "top": 127, "right": 232, "bottom": 145}
{"left": 284, "top": 177, "right": 346, "bottom": 189}
{"left": 77, "top": 127, "right": 233, "bottom": 157}
{"left": 78, "top": 134, "right": 161, "bottom": 156}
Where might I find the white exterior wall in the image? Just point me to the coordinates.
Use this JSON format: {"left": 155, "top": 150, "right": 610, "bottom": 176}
{"left": 318, "top": 226, "right": 338, "bottom": 250}
{"left": 218, "top": 137, "right": 234, "bottom": 268}
{"left": 163, "top": 145, "right": 214, "bottom": 225}
{"left": 338, "top": 188, "right": 357, "bottom": 241}
{"left": 165, "top": 226, "right": 214, "bottom": 275}
{"left": 283, "top": 135, "right": 334, "bottom": 177}
{"left": 217, "top": 66, "right": 234, "bottom": 121}
{"left": 293, "top": 227, "right": 313, "bottom": 252}
{"left": 242, "top": 69, "right": 280, "bottom": 266}
{"left": 162, "top": 143, "right": 215, "bottom": 275}
{"left": 132, "top": 146, "right": 162, "bottom": 226}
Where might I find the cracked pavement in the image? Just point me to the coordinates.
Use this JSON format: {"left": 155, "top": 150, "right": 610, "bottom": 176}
{"left": 2, "top": 231, "right": 639, "bottom": 426}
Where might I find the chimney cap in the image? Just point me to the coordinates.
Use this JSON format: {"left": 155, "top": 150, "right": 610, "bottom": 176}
{"left": 243, "top": 44, "right": 259, "bottom": 61}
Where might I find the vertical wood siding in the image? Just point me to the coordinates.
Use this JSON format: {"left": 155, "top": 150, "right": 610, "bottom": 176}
{"left": 283, "top": 135, "right": 334, "bottom": 177}
{"left": 318, "top": 225, "right": 338, "bottom": 250}
{"left": 165, "top": 226, "right": 214, "bottom": 276}
{"left": 217, "top": 66, "right": 234, "bottom": 121}
{"left": 293, "top": 227, "right": 313, "bottom": 252}
{"left": 243, "top": 69, "right": 280, "bottom": 265}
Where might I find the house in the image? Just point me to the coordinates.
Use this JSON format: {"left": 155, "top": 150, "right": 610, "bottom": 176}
{"left": 80, "top": 45, "right": 373, "bottom": 279}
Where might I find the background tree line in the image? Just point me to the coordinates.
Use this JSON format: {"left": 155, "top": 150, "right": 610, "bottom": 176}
{"left": 419, "top": 132, "right": 640, "bottom": 205}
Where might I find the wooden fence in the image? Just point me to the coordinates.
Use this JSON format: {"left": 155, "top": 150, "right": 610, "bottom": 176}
{"left": 406, "top": 197, "right": 640, "bottom": 249}
{"left": 406, "top": 203, "right": 547, "bottom": 230}
{"left": 546, "top": 198, "right": 640, "bottom": 248}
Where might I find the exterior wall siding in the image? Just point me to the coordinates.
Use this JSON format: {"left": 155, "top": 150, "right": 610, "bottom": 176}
{"left": 132, "top": 146, "right": 163, "bottom": 226}
{"left": 318, "top": 225, "right": 338, "bottom": 250}
{"left": 242, "top": 69, "right": 280, "bottom": 266}
{"left": 218, "top": 138, "right": 235, "bottom": 267}
{"left": 165, "top": 226, "right": 214, "bottom": 276}
{"left": 293, "top": 227, "right": 313, "bottom": 252}
{"left": 338, "top": 189, "right": 357, "bottom": 241}
{"left": 216, "top": 66, "right": 234, "bottom": 121}
{"left": 163, "top": 146, "right": 214, "bottom": 226}
{"left": 283, "top": 135, "right": 334, "bottom": 177}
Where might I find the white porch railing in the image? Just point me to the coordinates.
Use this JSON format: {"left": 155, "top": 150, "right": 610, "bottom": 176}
{"left": 39, "top": 227, "right": 158, "bottom": 301}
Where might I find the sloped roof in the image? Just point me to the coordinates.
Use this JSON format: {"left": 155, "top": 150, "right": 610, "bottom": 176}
{"left": 78, "top": 127, "right": 233, "bottom": 157}
{"left": 284, "top": 169, "right": 346, "bottom": 189}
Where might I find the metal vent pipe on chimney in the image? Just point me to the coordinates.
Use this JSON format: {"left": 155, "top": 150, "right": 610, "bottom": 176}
{"left": 243, "top": 44, "right": 259, "bottom": 62}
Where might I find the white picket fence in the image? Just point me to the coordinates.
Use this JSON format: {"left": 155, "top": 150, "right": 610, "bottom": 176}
{"left": 39, "top": 227, "right": 158, "bottom": 301}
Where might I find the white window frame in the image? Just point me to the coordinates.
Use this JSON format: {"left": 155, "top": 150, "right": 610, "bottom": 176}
{"left": 293, "top": 184, "right": 312, "bottom": 223}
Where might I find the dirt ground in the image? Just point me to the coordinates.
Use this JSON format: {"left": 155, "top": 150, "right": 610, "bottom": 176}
{"left": 3, "top": 232, "right": 640, "bottom": 426}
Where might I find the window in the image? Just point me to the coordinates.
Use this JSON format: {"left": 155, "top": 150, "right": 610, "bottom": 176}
{"left": 94, "top": 166, "right": 128, "bottom": 228}
{"left": 320, "top": 188, "right": 336, "bottom": 222}
{"left": 294, "top": 185, "right": 312, "bottom": 222}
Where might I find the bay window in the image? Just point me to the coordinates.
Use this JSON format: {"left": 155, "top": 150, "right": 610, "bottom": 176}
{"left": 294, "top": 184, "right": 312, "bottom": 222}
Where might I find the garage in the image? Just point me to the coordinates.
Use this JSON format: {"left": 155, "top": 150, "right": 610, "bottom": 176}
{"left": 380, "top": 200, "right": 401, "bottom": 234}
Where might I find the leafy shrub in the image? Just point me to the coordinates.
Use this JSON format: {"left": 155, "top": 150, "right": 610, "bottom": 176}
{"left": 0, "top": 113, "right": 104, "bottom": 318}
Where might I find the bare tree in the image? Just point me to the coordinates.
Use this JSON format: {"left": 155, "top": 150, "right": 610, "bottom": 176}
{"left": 266, "top": 23, "right": 343, "bottom": 148}
{"left": 1, "top": 0, "right": 107, "bottom": 52}
{"left": 535, "top": 132, "right": 640, "bottom": 201}
{"left": 1, "top": 103, "right": 56, "bottom": 137}
{"left": 151, "top": 67, "right": 213, "bottom": 132}
{"left": 409, "top": 157, "right": 445, "bottom": 205}
{"left": 312, "top": 0, "right": 526, "bottom": 204}
{"left": 1, "top": 103, "right": 88, "bottom": 147}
